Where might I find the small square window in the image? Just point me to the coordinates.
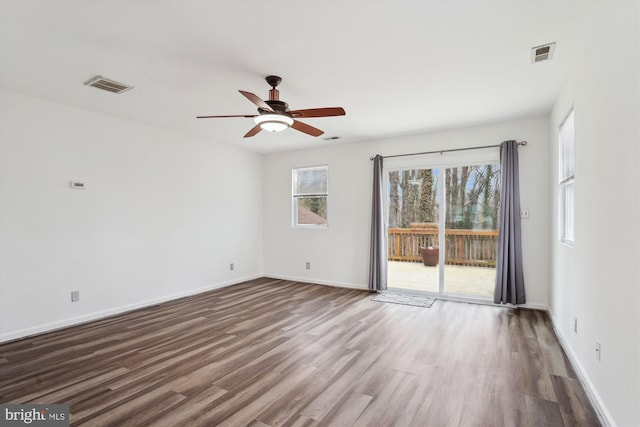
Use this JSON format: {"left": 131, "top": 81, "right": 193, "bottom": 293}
{"left": 292, "top": 166, "right": 328, "bottom": 227}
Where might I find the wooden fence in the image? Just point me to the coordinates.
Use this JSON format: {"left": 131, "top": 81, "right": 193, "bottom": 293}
{"left": 388, "top": 228, "right": 499, "bottom": 267}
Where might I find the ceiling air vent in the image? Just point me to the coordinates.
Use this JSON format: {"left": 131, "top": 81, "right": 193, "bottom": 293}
{"left": 84, "top": 75, "right": 133, "bottom": 94}
{"left": 531, "top": 42, "right": 555, "bottom": 63}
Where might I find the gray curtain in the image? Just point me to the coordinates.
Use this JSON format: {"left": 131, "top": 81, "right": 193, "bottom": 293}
{"left": 494, "top": 140, "right": 526, "bottom": 305}
{"left": 368, "top": 155, "right": 387, "bottom": 291}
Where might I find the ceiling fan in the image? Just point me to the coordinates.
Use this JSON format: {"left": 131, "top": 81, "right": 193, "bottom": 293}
{"left": 196, "top": 75, "right": 346, "bottom": 138}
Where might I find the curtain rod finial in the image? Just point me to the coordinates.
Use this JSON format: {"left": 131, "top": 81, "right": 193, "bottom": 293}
{"left": 519, "top": 140, "right": 528, "bottom": 146}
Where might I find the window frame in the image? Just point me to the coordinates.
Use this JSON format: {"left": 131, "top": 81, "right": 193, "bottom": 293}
{"left": 292, "top": 165, "right": 329, "bottom": 228}
{"left": 558, "top": 109, "right": 575, "bottom": 245}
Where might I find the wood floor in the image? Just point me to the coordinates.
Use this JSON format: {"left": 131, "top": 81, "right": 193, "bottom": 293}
{"left": 0, "top": 278, "right": 600, "bottom": 426}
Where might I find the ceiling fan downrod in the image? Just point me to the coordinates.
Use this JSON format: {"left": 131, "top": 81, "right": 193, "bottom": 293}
{"left": 266, "top": 75, "right": 282, "bottom": 101}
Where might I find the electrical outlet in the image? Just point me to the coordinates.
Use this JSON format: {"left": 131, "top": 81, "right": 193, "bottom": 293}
{"left": 573, "top": 317, "right": 578, "bottom": 334}
{"left": 520, "top": 209, "right": 529, "bottom": 219}
{"left": 230, "top": 263, "right": 234, "bottom": 271}
{"left": 71, "top": 290, "right": 80, "bottom": 302}
{"left": 595, "top": 340, "right": 601, "bottom": 361}
{"left": 305, "top": 262, "right": 310, "bottom": 270}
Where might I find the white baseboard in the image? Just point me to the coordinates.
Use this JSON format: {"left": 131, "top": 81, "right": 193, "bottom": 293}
{"left": 518, "top": 302, "right": 548, "bottom": 311}
{"left": 548, "top": 311, "right": 615, "bottom": 427}
{"left": 0, "top": 274, "right": 262, "bottom": 343}
{"left": 264, "top": 274, "right": 369, "bottom": 291}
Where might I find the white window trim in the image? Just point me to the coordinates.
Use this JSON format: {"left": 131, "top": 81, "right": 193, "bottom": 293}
{"left": 558, "top": 109, "right": 575, "bottom": 246}
{"left": 292, "top": 165, "right": 329, "bottom": 229}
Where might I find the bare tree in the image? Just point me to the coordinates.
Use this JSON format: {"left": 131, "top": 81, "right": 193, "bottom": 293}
{"left": 458, "top": 166, "right": 470, "bottom": 227}
{"left": 400, "top": 170, "right": 411, "bottom": 227}
{"left": 388, "top": 166, "right": 501, "bottom": 231}
{"left": 482, "top": 165, "right": 493, "bottom": 228}
{"left": 388, "top": 171, "right": 400, "bottom": 228}
{"left": 491, "top": 167, "right": 502, "bottom": 229}
{"left": 407, "top": 170, "right": 420, "bottom": 225}
{"left": 446, "top": 167, "right": 461, "bottom": 227}
{"left": 418, "top": 169, "right": 434, "bottom": 222}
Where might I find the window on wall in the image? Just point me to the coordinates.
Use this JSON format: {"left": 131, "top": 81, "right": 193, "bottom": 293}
{"left": 559, "top": 109, "right": 575, "bottom": 243}
{"left": 292, "top": 165, "right": 328, "bottom": 227}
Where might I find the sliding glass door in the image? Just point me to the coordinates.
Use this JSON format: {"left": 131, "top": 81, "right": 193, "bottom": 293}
{"left": 387, "top": 168, "right": 441, "bottom": 293}
{"left": 442, "top": 164, "right": 501, "bottom": 297}
{"left": 385, "top": 159, "right": 501, "bottom": 299}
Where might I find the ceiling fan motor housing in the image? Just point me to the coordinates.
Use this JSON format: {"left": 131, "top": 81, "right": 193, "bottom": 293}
{"left": 261, "top": 100, "right": 290, "bottom": 115}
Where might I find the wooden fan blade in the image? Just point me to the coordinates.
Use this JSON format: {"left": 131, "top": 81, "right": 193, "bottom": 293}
{"left": 196, "top": 114, "right": 257, "bottom": 119}
{"left": 239, "top": 90, "right": 274, "bottom": 112}
{"left": 291, "top": 120, "right": 324, "bottom": 137}
{"left": 289, "top": 107, "right": 346, "bottom": 118}
{"left": 244, "top": 124, "right": 262, "bottom": 138}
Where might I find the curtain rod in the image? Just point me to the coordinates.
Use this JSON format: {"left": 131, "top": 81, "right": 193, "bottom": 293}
{"left": 369, "top": 140, "right": 527, "bottom": 161}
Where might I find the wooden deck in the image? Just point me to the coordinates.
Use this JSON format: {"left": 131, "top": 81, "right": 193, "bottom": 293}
{"left": 388, "top": 261, "right": 496, "bottom": 297}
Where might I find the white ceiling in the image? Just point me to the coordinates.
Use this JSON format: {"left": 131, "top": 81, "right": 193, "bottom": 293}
{"left": 0, "top": 1, "right": 607, "bottom": 154}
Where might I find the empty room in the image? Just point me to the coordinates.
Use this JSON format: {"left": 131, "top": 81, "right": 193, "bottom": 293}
{"left": 0, "top": 1, "right": 638, "bottom": 426}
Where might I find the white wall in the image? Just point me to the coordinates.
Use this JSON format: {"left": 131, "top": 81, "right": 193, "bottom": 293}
{"left": 0, "top": 89, "right": 264, "bottom": 342}
{"left": 263, "top": 116, "right": 550, "bottom": 309}
{"left": 548, "top": 3, "right": 639, "bottom": 426}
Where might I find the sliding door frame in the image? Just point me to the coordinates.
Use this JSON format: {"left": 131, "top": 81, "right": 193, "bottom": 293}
{"left": 383, "top": 148, "right": 501, "bottom": 301}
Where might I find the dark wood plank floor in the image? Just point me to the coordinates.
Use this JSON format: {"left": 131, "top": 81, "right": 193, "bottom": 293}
{"left": 0, "top": 278, "right": 600, "bottom": 426}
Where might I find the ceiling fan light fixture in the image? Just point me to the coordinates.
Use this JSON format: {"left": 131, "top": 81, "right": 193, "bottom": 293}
{"left": 254, "top": 114, "right": 294, "bottom": 132}
{"left": 197, "top": 76, "right": 344, "bottom": 138}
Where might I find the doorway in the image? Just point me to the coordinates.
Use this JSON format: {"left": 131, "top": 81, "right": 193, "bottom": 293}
{"left": 385, "top": 161, "right": 501, "bottom": 299}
